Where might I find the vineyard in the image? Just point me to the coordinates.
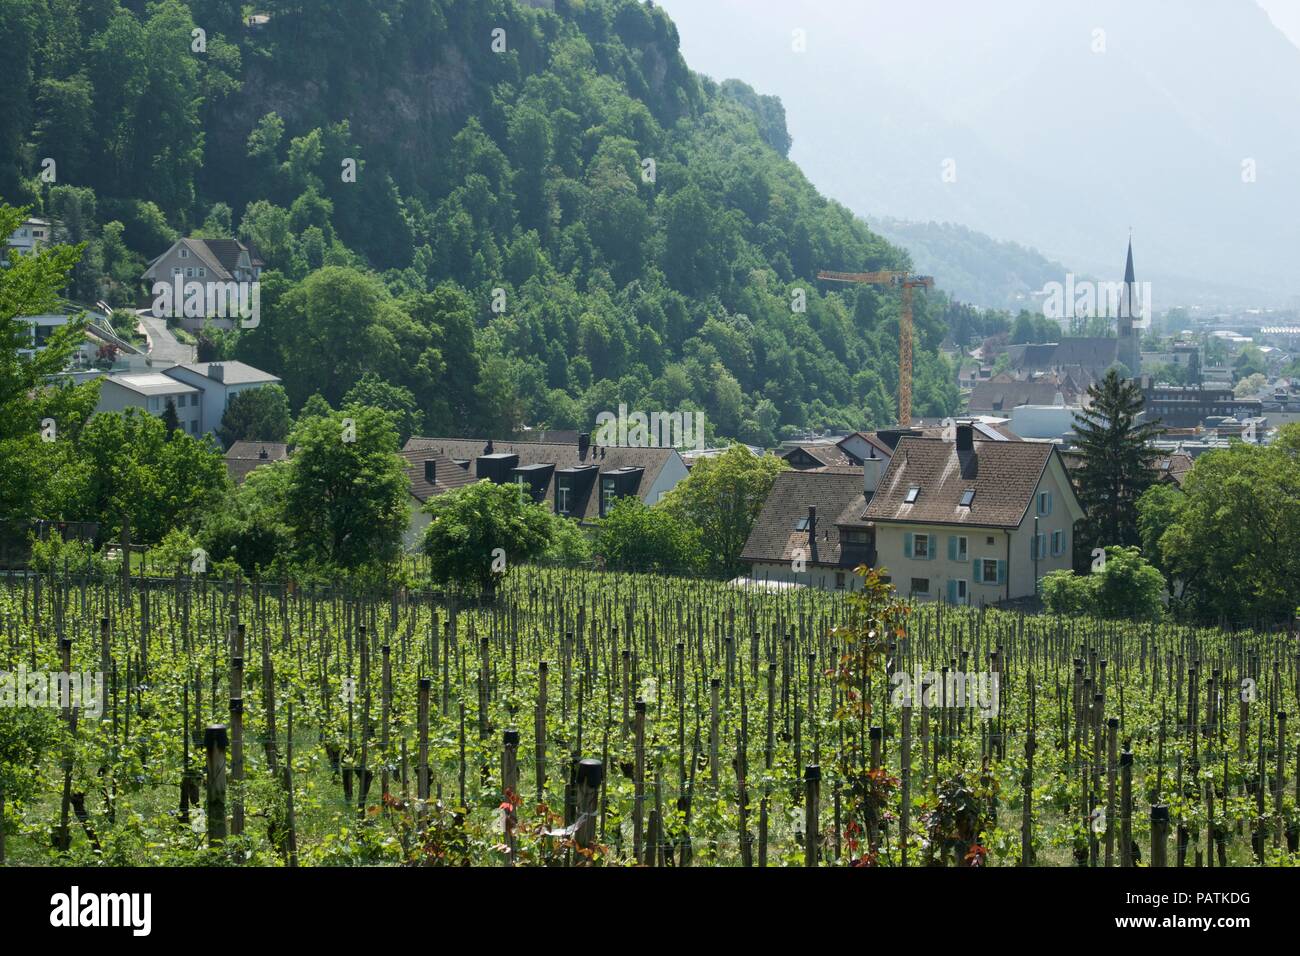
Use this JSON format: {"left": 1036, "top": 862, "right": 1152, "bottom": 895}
{"left": 1, "top": 566, "right": 1297, "bottom": 868}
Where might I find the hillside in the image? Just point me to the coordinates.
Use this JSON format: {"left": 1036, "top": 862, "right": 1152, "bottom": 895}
{"left": 869, "top": 218, "right": 1072, "bottom": 313}
{"left": 1, "top": 0, "right": 959, "bottom": 444}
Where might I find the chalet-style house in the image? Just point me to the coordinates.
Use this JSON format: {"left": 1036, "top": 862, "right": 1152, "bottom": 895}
{"left": 862, "top": 425, "right": 1083, "bottom": 604}
{"left": 400, "top": 434, "right": 690, "bottom": 550}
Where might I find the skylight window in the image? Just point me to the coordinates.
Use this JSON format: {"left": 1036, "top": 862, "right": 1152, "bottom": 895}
{"left": 960, "top": 489, "right": 975, "bottom": 507}
{"left": 794, "top": 516, "right": 810, "bottom": 531}
{"left": 904, "top": 487, "right": 920, "bottom": 504}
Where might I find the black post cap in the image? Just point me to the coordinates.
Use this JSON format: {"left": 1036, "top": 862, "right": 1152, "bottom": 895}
{"left": 503, "top": 728, "right": 520, "bottom": 746}
{"left": 576, "top": 759, "right": 603, "bottom": 788}
{"left": 805, "top": 765, "right": 821, "bottom": 783}
{"left": 205, "top": 725, "right": 229, "bottom": 748}
{"left": 1151, "top": 804, "right": 1169, "bottom": 823}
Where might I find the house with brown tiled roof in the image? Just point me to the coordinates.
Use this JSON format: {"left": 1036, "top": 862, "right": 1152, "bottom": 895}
{"left": 224, "top": 441, "right": 289, "bottom": 484}
{"left": 740, "top": 467, "right": 875, "bottom": 591}
{"left": 862, "top": 425, "right": 1084, "bottom": 604}
{"left": 779, "top": 442, "right": 856, "bottom": 470}
{"left": 400, "top": 433, "right": 690, "bottom": 549}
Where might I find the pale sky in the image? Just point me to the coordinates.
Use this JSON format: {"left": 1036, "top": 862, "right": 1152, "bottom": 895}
{"left": 1257, "top": 0, "right": 1300, "bottom": 48}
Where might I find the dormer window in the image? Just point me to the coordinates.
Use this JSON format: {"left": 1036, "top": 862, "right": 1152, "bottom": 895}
{"left": 904, "top": 487, "right": 920, "bottom": 504}
{"left": 794, "top": 516, "right": 810, "bottom": 531}
{"left": 959, "top": 489, "right": 975, "bottom": 507}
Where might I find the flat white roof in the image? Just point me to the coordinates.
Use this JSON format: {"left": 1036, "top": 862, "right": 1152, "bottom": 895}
{"left": 108, "top": 373, "right": 199, "bottom": 396}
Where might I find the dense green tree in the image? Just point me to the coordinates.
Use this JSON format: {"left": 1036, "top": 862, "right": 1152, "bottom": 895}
{"left": 283, "top": 406, "right": 408, "bottom": 571}
{"left": 1144, "top": 442, "right": 1300, "bottom": 626}
{"left": 421, "top": 480, "right": 554, "bottom": 593}
{"left": 1072, "top": 369, "right": 1162, "bottom": 555}
{"left": 662, "top": 444, "right": 788, "bottom": 574}
{"left": 595, "top": 496, "right": 701, "bottom": 574}
{"left": 342, "top": 373, "right": 423, "bottom": 445}
{"left": 217, "top": 383, "right": 292, "bottom": 448}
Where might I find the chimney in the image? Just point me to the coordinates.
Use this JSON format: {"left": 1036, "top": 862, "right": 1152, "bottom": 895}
{"left": 258, "top": 447, "right": 268, "bottom": 460}
{"left": 485, "top": 439, "right": 494, "bottom": 454}
{"left": 578, "top": 432, "right": 590, "bottom": 458}
{"left": 863, "top": 454, "right": 883, "bottom": 494}
{"left": 209, "top": 363, "right": 225, "bottom": 383}
{"left": 424, "top": 459, "right": 436, "bottom": 484}
{"left": 807, "top": 505, "right": 819, "bottom": 564}
{"left": 956, "top": 423, "right": 974, "bottom": 453}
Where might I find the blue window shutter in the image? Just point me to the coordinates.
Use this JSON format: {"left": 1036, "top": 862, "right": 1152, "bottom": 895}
{"left": 948, "top": 536, "right": 957, "bottom": 560}
{"left": 904, "top": 532, "right": 913, "bottom": 559}
{"left": 1046, "top": 492, "right": 1053, "bottom": 516}
{"left": 947, "top": 579, "right": 957, "bottom": 603}
{"left": 973, "top": 558, "right": 982, "bottom": 583}
{"left": 926, "top": 536, "right": 935, "bottom": 561}
{"left": 996, "top": 559, "right": 1006, "bottom": 584}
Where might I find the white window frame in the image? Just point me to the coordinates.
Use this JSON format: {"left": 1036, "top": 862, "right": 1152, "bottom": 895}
{"left": 980, "top": 558, "right": 998, "bottom": 584}
{"left": 956, "top": 535, "right": 968, "bottom": 562}
{"left": 179, "top": 247, "right": 189, "bottom": 259}
{"left": 913, "top": 533, "right": 930, "bottom": 559}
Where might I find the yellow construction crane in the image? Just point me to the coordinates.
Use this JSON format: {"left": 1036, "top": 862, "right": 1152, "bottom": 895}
{"left": 817, "top": 269, "right": 934, "bottom": 427}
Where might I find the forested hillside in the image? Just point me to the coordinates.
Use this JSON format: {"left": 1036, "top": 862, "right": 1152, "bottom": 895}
{"left": 2, "top": 0, "right": 958, "bottom": 442}
{"left": 869, "top": 218, "right": 1071, "bottom": 314}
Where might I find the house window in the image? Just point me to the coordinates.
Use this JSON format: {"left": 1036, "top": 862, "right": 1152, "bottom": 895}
{"left": 835, "top": 572, "right": 846, "bottom": 590}
{"left": 904, "top": 486, "right": 920, "bottom": 504}
{"left": 959, "top": 489, "right": 975, "bottom": 507}
{"left": 556, "top": 477, "right": 573, "bottom": 515}
{"left": 794, "top": 516, "right": 811, "bottom": 531}
{"left": 1038, "top": 491, "right": 1053, "bottom": 515}
{"left": 955, "top": 536, "right": 968, "bottom": 562}
{"left": 910, "top": 577, "right": 930, "bottom": 596}
{"left": 1052, "top": 530, "right": 1064, "bottom": 556}
{"left": 191, "top": 394, "right": 199, "bottom": 407}
{"left": 913, "top": 534, "right": 930, "bottom": 558}
{"left": 148, "top": 397, "right": 159, "bottom": 412}
{"left": 980, "top": 559, "right": 998, "bottom": 583}
{"left": 986, "top": 536, "right": 995, "bottom": 545}
{"left": 600, "top": 476, "right": 617, "bottom": 517}
{"left": 173, "top": 267, "right": 183, "bottom": 276}
{"left": 955, "top": 579, "right": 968, "bottom": 602}
{"left": 197, "top": 267, "right": 206, "bottom": 278}
{"left": 179, "top": 247, "right": 189, "bottom": 259}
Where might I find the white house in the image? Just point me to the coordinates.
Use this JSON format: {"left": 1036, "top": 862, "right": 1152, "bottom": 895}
{"left": 161, "top": 361, "right": 281, "bottom": 438}
{"left": 96, "top": 372, "right": 204, "bottom": 436}
{"left": 5, "top": 217, "right": 51, "bottom": 258}
{"left": 861, "top": 425, "right": 1084, "bottom": 604}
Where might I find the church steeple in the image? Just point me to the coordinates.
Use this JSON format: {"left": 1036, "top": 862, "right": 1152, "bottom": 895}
{"left": 1117, "top": 234, "right": 1141, "bottom": 379}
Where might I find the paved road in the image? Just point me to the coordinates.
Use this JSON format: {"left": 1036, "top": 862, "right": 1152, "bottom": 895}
{"left": 136, "top": 310, "right": 196, "bottom": 365}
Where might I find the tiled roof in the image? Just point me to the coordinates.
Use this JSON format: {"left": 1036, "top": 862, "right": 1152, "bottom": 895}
{"left": 224, "top": 441, "right": 289, "bottom": 484}
{"left": 862, "top": 437, "right": 1055, "bottom": 528}
{"left": 399, "top": 448, "right": 478, "bottom": 502}
{"left": 780, "top": 443, "right": 855, "bottom": 469}
{"left": 169, "top": 361, "right": 279, "bottom": 386}
{"left": 968, "top": 380, "right": 1070, "bottom": 413}
{"left": 402, "top": 437, "right": 678, "bottom": 520}
{"left": 741, "top": 470, "right": 870, "bottom": 567}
